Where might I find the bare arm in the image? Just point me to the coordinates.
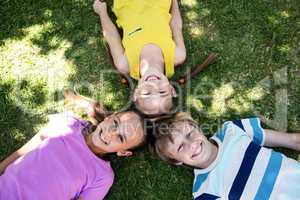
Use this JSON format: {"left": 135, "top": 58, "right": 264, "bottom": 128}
{"left": 264, "top": 129, "right": 300, "bottom": 152}
{"left": 0, "top": 131, "right": 45, "bottom": 175}
{"left": 170, "top": 0, "right": 186, "bottom": 66}
{"left": 93, "top": 0, "right": 129, "bottom": 74}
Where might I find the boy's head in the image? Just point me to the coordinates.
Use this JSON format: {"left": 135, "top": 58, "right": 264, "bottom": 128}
{"left": 154, "top": 112, "right": 216, "bottom": 168}
{"left": 89, "top": 111, "right": 145, "bottom": 157}
{"left": 133, "top": 73, "right": 177, "bottom": 115}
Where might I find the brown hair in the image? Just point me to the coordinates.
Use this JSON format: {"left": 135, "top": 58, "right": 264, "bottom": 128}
{"left": 153, "top": 112, "right": 199, "bottom": 165}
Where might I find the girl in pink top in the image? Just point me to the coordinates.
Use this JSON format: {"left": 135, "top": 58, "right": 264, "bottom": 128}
{"left": 0, "top": 91, "right": 145, "bottom": 200}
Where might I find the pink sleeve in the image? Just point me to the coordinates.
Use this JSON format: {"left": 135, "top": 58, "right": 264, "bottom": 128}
{"left": 80, "top": 174, "right": 114, "bottom": 200}
{"left": 40, "top": 112, "right": 83, "bottom": 138}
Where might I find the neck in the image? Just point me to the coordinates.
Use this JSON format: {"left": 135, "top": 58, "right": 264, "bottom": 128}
{"left": 84, "top": 134, "right": 106, "bottom": 156}
{"left": 140, "top": 58, "right": 164, "bottom": 77}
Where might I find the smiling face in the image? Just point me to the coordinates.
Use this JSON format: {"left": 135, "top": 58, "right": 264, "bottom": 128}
{"left": 156, "top": 120, "right": 217, "bottom": 168}
{"left": 134, "top": 74, "right": 176, "bottom": 115}
{"left": 90, "top": 111, "right": 145, "bottom": 156}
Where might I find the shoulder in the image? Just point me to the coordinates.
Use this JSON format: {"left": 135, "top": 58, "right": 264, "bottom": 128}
{"left": 41, "top": 112, "right": 87, "bottom": 138}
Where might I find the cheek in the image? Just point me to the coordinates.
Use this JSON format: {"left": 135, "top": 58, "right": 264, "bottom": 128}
{"left": 91, "top": 133, "right": 103, "bottom": 148}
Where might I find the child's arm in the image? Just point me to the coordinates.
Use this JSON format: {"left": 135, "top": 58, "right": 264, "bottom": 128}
{"left": 264, "top": 129, "right": 300, "bottom": 151}
{"left": 93, "top": 0, "right": 129, "bottom": 75}
{"left": 170, "top": 0, "right": 186, "bottom": 66}
{"left": 0, "top": 131, "right": 45, "bottom": 175}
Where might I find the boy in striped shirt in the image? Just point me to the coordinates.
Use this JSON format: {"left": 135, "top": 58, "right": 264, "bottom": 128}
{"left": 154, "top": 112, "right": 300, "bottom": 200}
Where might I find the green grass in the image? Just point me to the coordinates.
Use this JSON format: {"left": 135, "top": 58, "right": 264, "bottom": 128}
{"left": 0, "top": 0, "right": 300, "bottom": 199}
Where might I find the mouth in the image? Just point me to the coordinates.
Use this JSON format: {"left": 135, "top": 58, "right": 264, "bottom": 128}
{"left": 145, "top": 75, "right": 160, "bottom": 81}
{"left": 191, "top": 141, "right": 203, "bottom": 159}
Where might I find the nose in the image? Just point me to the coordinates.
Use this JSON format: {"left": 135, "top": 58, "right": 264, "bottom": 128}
{"left": 102, "top": 132, "right": 110, "bottom": 140}
{"left": 190, "top": 141, "right": 198, "bottom": 152}
{"left": 102, "top": 130, "right": 118, "bottom": 143}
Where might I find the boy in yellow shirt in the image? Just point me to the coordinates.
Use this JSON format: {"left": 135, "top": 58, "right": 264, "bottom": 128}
{"left": 93, "top": 0, "right": 186, "bottom": 115}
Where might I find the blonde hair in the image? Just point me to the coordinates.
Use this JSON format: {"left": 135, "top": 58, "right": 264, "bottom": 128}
{"left": 153, "top": 112, "right": 199, "bottom": 165}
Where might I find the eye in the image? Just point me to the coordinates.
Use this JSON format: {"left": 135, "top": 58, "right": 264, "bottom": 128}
{"left": 177, "top": 144, "right": 183, "bottom": 152}
{"left": 118, "top": 135, "right": 124, "bottom": 143}
{"left": 113, "top": 119, "right": 119, "bottom": 128}
{"left": 159, "top": 90, "right": 167, "bottom": 94}
{"left": 186, "top": 132, "right": 192, "bottom": 139}
{"left": 141, "top": 92, "right": 150, "bottom": 95}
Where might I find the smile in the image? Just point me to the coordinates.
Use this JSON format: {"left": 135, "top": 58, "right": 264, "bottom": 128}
{"left": 145, "top": 75, "right": 160, "bottom": 81}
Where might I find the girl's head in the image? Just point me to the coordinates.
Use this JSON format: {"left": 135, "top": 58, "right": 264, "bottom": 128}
{"left": 87, "top": 111, "right": 145, "bottom": 157}
{"left": 63, "top": 89, "right": 146, "bottom": 156}
{"left": 133, "top": 69, "right": 177, "bottom": 115}
{"left": 154, "top": 112, "right": 217, "bottom": 168}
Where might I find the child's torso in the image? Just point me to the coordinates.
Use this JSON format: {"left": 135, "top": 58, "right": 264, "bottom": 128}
{"left": 0, "top": 116, "right": 113, "bottom": 200}
{"left": 193, "top": 124, "right": 300, "bottom": 200}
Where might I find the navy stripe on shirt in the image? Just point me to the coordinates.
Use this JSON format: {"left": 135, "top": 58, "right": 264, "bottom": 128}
{"left": 232, "top": 119, "right": 246, "bottom": 132}
{"left": 195, "top": 193, "right": 220, "bottom": 200}
{"left": 228, "top": 142, "right": 261, "bottom": 200}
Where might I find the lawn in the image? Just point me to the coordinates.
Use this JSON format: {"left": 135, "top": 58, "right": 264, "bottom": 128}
{"left": 0, "top": 0, "right": 300, "bottom": 199}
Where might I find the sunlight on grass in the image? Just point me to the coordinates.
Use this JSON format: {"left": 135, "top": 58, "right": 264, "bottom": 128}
{"left": 187, "top": 96, "right": 205, "bottom": 112}
{"left": 227, "top": 96, "right": 253, "bottom": 114}
{"left": 279, "top": 11, "right": 290, "bottom": 18}
{"left": 186, "top": 11, "right": 198, "bottom": 21}
{"left": 189, "top": 26, "right": 204, "bottom": 38}
{"left": 246, "top": 85, "right": 266, "bottom": 100}
{"left": 13, "top": 130, "right": 26, "bottom": 142}
{"left": 210, "top": 83, "right": 234, "bottom": 116}
{"left": 43, "top": 9, "right": 53, "bottom": 17}
{"left": 278, "top": 44, "right": 291, "bottom": 54}
{"left": 0, "top": 24, "right": 75, "bottom": 91}
{"left": 181, "top": 0, "right": 198, "bottom": 7}
{"left": 0, "top": 23, "right": 77, "bottom": 115}
{"left": 268, "top": 15, "right": 280, "bottom": 25}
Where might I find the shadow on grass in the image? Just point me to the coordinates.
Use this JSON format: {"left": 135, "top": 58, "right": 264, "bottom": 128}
{"left": 0, "top": 80, "right": 47, "bottom": 161}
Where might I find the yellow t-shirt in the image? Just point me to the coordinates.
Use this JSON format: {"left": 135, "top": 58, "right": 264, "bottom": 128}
{"left": 113, "top": 0, "right": 175, "bottom": 80}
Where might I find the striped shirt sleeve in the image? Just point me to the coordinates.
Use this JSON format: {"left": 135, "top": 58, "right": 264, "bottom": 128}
{"left": 231, "top": 118, "right": 265, "bottom": 146}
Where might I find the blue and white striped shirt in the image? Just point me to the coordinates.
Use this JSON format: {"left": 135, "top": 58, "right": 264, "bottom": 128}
{"left": 193, "top": 118, "right": 300, "bottom": 200}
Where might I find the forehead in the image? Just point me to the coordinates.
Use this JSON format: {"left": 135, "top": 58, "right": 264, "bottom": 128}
{"left": 171, "top": 121, "right": 197, "bottom": 133}
{"left": 136, "top": 95, "right": 173, "bottom": 114}
{"left": 117, "top": 112, "right": 144, "bottom": 141}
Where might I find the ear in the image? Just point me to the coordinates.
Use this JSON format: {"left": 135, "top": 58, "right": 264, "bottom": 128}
{"left": 116, "top": 150, "right": 133, "bottom": 157}
{"left": 174, "top": 161, "right": 183, "bottom": 166}
{"left": 170, "top": 85, "right": 177, "bottom": 97}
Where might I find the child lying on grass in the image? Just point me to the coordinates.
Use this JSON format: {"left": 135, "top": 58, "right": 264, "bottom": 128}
{"left": 93, "top": 0, "right": 186, "bottom": 115}
{"left": 154, "top": 112, "right": 300, "bottom": 199}
{"left": 0, "top": 91, "right": 145, "bottom": 200}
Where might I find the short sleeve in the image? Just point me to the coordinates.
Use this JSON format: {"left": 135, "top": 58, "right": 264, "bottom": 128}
{"left": 80, "top": 174, "right": 114, "bottom": 200}
{"left": 231, "top": 118, "right": 265, "bottom": 146}
{"left": 39, "top": 112, "right": 83, "bottom": 138}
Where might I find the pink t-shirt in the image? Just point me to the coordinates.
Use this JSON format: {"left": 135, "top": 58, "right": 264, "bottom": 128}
{"left": 0, "top": 113, "right": 114, "bottom": 200}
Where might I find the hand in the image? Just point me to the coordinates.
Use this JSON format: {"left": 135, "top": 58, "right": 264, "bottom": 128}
{"left": 93, "top": 0, "right": 107, "bottom": 16}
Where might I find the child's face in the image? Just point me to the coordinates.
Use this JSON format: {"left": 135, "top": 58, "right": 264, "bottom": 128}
{"left": 134, "top": 75, "right": 176, "bottom": 115}
{"left": 90, "top": 112, "right": 144, "bottom": 154}
{"left": 162, "top": 121, "right": 215, "bottom": 168}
